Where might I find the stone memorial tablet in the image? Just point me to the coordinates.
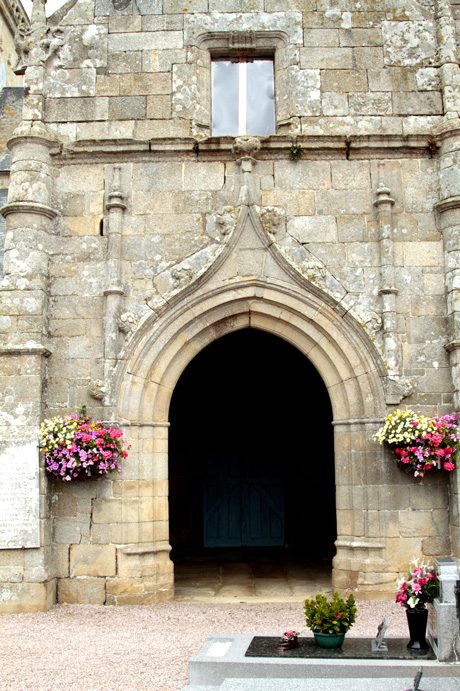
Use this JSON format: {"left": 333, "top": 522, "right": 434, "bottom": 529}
{"left": 0, "top": 440, "right": 40, "bottom": 549}
{"left": 372, "top": 617, "right": 388, "bottom": 653}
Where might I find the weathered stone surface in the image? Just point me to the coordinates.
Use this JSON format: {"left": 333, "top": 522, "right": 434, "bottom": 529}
{"left": 2, "top": 0, "right": 460, "bottom": 615}
{"left": 58, "top": 577, "right": 106, "bottom": 604}
{"left": 382, "top": 21, "right": 437, "bottom": 66}
{"left": 70, "top": 544, "right": 116, "bottom": 577}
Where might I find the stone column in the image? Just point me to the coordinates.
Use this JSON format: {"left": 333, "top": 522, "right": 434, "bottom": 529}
{"left": 103, "top": 166, "right": 126, "bottom": 411}
{"left": 436, "top": 121, "right": 460, "bottom": 562}
{"left": 0, "top": 121, "right": 58, "bottom": 612}
{"left": 374, "top": 182, "right": 400, "bottom": 380}
{"left": 436, "top": 0, "right": 460, "bottom": 121}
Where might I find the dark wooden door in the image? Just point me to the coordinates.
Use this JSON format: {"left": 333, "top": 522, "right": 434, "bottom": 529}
{"left": 203, "top": 451, "right": 284, "bottom": 547}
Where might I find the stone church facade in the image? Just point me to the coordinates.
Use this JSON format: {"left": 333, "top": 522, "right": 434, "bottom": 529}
{"left": 2, "top": 0, "right": 460, "bottom": 612}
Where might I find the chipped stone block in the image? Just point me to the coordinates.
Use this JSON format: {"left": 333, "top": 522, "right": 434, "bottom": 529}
{"left": 274, "top": 160, "right": 331, "bottom": 190}
{"left": 119, "top": 72, "right": 170, "bottom": 95}
{"left": 277, "top": 66, "right": 321, "bottom": 119}
{"left": 287, "top": 215, "right": 337, "bottom": 244}
{"left": 368, "top": 67, "right": 417, "bottom": 92}
{"left": 70, "top": 544, "right": 116, "bottom": 577}
{"left": 321, "top": 92, "right": 349, "bottom": 116}
{"left": 353, "top": 46, "right": 384, "bottom": 68}
{"left": 146, "top": 95, "right": 171, "bottom": 119}
{"left": 108, "top": 96, "right": 146, "bottom": 119}
{"left": 108, "top": 51, "right": 142, "bottom": 73}
{"left": 96, "top": 0, "right": 161, "bottom": 15}
{"left": 416, "top": 67, "right": 440, "bottom": 92}
{"left": 164, "top": 0, "right": 208, "bottom": 12}
{"left": 349, "top": 92, "right": 392, "bottom": 116}
{"left": 303, "top": 28, "right": 339, "bottom": 46}
{"left": 45, "top": 97, "right": 108, "bottom": 122}
{"left": 108, "top": 15, "right": 142, "bottom": 32}
{"left": 300, "top": 46, "right": 353, "bottom": 69}
{"left": 392, "top": 91, "right": 443, "bottom": 115}
{"left": 0, "top": 580, "right": 55, "bottom": 613}
{"left": 108, "top": 30, "right": 183, "bottom": 52}
{"left": 58, "top": 577, "right": 106, "bottom": 604}
{"left": 321, "top": 69, "right": 367, "bottom": 93}
{"left": 339, "top": 27, "right": 382, "bottom": 46}
{"left": 59, "top": 25, "right": 108, "bottom": 69}
{"left": 44, "top": 68, "right": 96, "bottom": 98}
{"left": 382, "top": 20, "right": 436, "bottom": 67}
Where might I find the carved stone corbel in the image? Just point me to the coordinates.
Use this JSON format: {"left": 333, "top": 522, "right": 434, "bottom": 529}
{"left": 259, "top": 206, "right": 286, "bottom": 241}
{"left": 117, "top": 312, "right": 139, "bottom": 335}
{"left": 89, "top": 379, "right": 106, "bottom": 401}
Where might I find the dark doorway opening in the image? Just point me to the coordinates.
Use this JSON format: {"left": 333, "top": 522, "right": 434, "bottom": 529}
{"left": 169, "top": 328, "right": 336, "bottom": 566}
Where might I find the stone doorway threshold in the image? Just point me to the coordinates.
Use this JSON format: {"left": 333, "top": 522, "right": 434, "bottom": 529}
{"left": 173, "top": 548, "right": 333, "bottom": 603}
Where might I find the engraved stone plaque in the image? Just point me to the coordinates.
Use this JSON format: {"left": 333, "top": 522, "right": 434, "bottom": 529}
{"left": 0, "top": 440, "right": 40, "bottom": 549}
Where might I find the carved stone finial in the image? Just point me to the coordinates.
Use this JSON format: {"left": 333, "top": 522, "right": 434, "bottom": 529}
{"left": 374, "top": 183, "right": 395, "bottom": 208}
{"left": 107, "top": 165, "right": 126, "bottom": 211}
{"left": 30, "top": 0, "right": 46, "bottom": 34}
{"left": 13, "top": 22, "right": 30, "bottom": 75}
{"left": 14, "top": 20, "right": 65, "bottom": 76}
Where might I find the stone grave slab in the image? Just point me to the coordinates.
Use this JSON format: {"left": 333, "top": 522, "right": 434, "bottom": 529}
{"left": 245, "top": 636, "right": 436, "bottom": 660}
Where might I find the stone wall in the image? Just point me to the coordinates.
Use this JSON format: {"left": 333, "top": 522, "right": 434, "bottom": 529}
{"left": 1, "top": 0, "right": 460, "bottom": 610}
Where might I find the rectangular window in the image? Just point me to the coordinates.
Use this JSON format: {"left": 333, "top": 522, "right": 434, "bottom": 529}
{"left": 212, "top": 57, "right": 275, "bottom": 137}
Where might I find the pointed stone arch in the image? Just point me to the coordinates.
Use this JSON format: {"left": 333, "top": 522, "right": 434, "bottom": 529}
{"left": 113, "top": 274, "right": 389, "bottom": 599}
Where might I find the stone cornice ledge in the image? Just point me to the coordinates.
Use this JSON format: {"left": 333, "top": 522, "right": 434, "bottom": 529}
{"left": 1, "top": 201, "right": 58, "bottom": 220}
{"left": 435, "top": 196, "right": 460, "bottom": 213}
{"left": 54, "top": 134, "right": 437, "bottom": 162}
{"left": 445, "top": 339, "right": 460, "bottom": 353}
{"left": 0, "top": 343, "right": 53, "bottom": 357}
{"left": 120, "top": 543, "right": 172, "bottom": 556}
{"left": 335, "top": 539, "right": 385, "bottom": 551}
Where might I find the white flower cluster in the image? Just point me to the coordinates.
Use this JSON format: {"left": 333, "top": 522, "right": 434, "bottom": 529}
{"left": 373, "top": 409, "right": 434, "bottom": 445}
{"left": 39, "top": 415, "right": 79, "bottom": 454}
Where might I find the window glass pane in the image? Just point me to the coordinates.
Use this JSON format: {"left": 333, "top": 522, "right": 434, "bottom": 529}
{"left": 246, "top": 60, "right": 275, "bottom": 136}
{"left": 212, "top": 58, "right": 275, "bottom": 137}
{"left": 212, "top": 61, "right": 239, "bottom": 137}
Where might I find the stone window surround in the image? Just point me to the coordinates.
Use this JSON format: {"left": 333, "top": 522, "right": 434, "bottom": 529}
{"left": 194, "top": 30, "right": 289, "bottom": 136}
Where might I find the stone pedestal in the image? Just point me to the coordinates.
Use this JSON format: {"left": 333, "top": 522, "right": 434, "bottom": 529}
{"left": 428, "top": 557, "right": 460, "bottom": 661}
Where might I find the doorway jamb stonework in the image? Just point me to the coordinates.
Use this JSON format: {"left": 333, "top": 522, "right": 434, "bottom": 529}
{"left": 109, "top": 278, "right": 391, "bottom": 602}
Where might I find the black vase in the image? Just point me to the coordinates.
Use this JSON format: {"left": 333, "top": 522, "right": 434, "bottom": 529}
{"left": 406, "top": 608, "right": 429, "bottom": 651}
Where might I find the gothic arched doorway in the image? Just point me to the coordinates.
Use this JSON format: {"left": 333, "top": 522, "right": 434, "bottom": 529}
{"left": 168, "top": 328, "right": 335, "bottom": 591}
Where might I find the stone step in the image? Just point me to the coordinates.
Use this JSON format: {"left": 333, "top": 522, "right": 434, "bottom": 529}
{"left": 183, "top": 677, "right": 460, "bottom": 691}
{"left": 185, "top": 634, "right": 460, "bottom": 689}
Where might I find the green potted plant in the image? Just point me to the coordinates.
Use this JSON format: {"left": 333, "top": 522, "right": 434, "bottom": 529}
{"left": 396, "top": 558, "right": 439, "bottom": 650}
{"left": 304, "top": 592, "right": 357, "bottom": 649}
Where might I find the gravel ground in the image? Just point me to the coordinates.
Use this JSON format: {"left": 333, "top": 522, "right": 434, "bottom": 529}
{"left": 0, "top": 600, "right": 408, "bottom": 691}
